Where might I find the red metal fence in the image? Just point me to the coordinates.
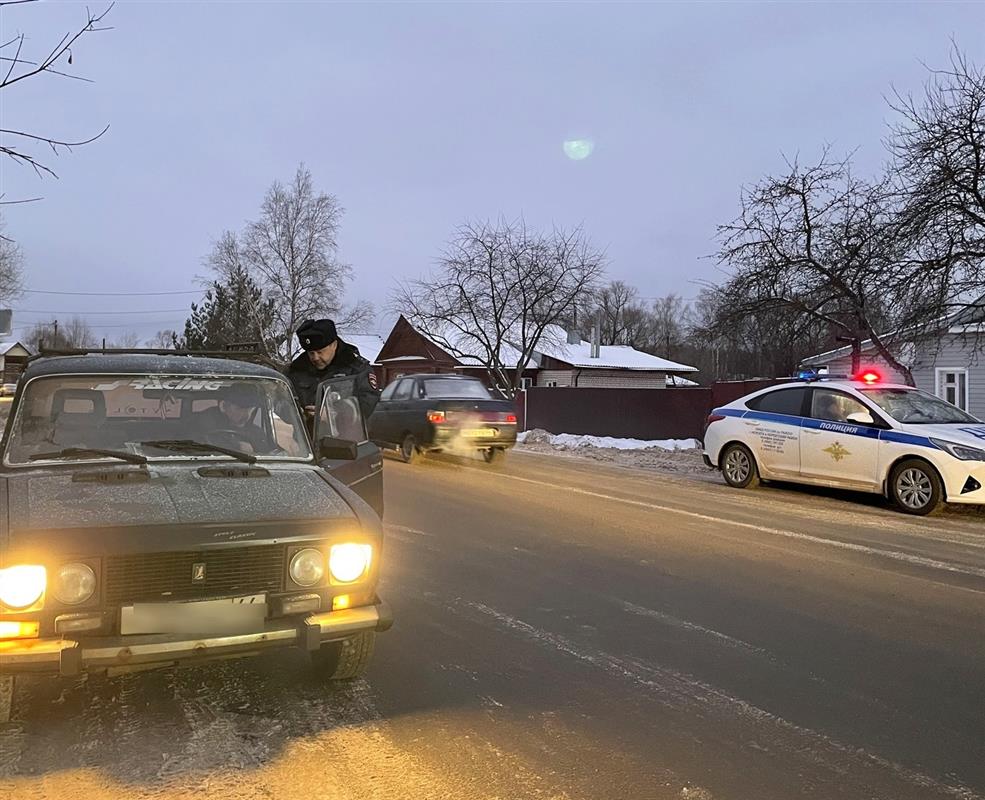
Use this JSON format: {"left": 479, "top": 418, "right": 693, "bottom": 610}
{"left": 516, "top": 380, "right": 786, "bottom": 440}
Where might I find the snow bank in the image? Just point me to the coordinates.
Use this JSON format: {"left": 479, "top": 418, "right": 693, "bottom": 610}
{"left": 517, "top": 430, "right": 699, "bottom": 451}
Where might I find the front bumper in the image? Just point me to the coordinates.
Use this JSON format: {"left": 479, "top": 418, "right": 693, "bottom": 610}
{"left": 0, "top": 601, "right": 393, "bottom": 676}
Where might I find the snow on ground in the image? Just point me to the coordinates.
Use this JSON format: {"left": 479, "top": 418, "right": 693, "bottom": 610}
{"left": 517, "top": 431, "right": 699, "bottom": 451}
{"left": 516, "top": 429, "right": 709, "bottom": 474}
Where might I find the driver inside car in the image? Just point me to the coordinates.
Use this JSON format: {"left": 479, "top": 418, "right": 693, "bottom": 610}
{"left": 196, "top": 384, "right": 271, "bottom": 454}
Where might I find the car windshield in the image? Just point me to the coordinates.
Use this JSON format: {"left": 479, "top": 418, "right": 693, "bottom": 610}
{"left": 422, "top": 379, "right": 491, "bottom": 399}
{"left": 861, "top": 387, "right": 979, "bottom": 425}
{"left": 4, "top": 374, "right": 312, "bottom": 465}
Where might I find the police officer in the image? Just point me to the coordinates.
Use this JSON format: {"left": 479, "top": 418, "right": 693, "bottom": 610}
{"left": 287, "top": 318, "right": 381, "bottom": 418}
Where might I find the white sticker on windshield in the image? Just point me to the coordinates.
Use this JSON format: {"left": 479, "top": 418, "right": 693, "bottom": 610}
{"left": 92, "top": 378, "right": 231, "bottom": 392}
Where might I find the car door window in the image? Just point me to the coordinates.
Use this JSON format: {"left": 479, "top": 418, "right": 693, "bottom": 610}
{"left": 746, "top": 387, "right": 807, "bottom": 416}
{"left": 392, "top": 379, "right": 412, "bottom": 401}
{"left": 810, "top": 389, "right": 870, "bottom": 423}
{"left": 380, "top": 382, "right": 399, "bottom": 402}
{"left": 314, "top": 377, "right": 368, "bottom": 444}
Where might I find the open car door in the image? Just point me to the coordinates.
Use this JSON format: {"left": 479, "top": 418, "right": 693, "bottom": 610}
{"left": 314, "top": 377, "right": 384, "bottom": 519}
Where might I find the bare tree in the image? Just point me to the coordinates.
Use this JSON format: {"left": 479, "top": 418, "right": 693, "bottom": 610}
{"left": 239, "top": 165, "right": 352, "bottom": 361}
{"left": 148, "top": 329, "right": 178, "bottom": 349}
{"left": 649, "top": 294, "right": 691, "bottom": 358}
{"left": 393, "top": 218, "right": 605, "bottom": 396}
{"left": 108, "top": 330, "right": 140, "bottom": 348}
{"left": 0, "top": 215, "right": 24, "bottom": 302}
{"left": 714, "top": 153, "right": 955, "bottom": 384}
{"left": 890, "top": 47, "right": 985, "bottom": 293}
{"left": 591, "top": 281, "right": 641, "bottom": 345}
{"left": 24, "top": 315, "right": 95, "bottom": 350}
{"left": 0, "top": 1, "right": 113, "bottom": 193}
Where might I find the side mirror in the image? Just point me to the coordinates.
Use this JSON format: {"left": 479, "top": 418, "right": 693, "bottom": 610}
{"left": 318, "top": 436, "right": 358, "bottom": 460}
{"left": 846, "top": 411, "right": 876, "bottom": 426}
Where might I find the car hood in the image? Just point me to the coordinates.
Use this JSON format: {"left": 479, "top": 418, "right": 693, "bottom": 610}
{"left": 4, "top": 463, "right": 354, "bottom": 532}
{"left": 896, "top": 422, "right": 985, "bottom": 448}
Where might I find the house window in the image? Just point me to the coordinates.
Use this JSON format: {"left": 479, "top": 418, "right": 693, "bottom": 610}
{"left": 520, "top": 377, "right": 533, "bottom": 390}
{"left": 545, "top": 380, "right": 558, "bottom": 388}
{"left": 936, "top": 368, "right": 969, "bottom": 411}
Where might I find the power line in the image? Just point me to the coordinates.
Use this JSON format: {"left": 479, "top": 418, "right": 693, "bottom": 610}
{"left": 13, "top": 308, "right": 189, "bottom": 315}
{"left": 13, "top": 319, "right": 184, "bottom": 330}
{"left": 23, "top": 288, "right": 204, "bottom": 297}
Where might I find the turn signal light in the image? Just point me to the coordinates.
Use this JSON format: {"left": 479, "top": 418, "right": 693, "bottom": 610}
{"left": 332, "top": 594, "right": 351, "bottom": 611}
{"left": 0, "top": 620, "right": 39, "bottom": 640}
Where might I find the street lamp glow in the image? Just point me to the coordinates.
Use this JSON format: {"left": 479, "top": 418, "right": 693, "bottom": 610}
{"left": 563, "top": 139, "right": 595, "bottom": 161}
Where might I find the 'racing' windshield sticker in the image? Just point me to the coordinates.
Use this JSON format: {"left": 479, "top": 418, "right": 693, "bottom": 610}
{"left": 92, "top": 378, "right": 233, "bottom": 392}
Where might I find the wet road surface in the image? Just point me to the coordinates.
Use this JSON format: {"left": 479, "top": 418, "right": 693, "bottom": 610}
{"left": 2, "top": 449, "right": 984, "bottom": 799}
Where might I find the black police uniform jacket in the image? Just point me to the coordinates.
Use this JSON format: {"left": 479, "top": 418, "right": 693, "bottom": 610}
{"left": 287, "top": 339, "right": 381, "bottom": 417}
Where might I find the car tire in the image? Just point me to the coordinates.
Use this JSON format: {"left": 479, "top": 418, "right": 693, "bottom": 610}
{"left": 311, "top": 631, "right": 376, "bottom": 680}
{"left": 482, "top": 447, "right": 506, "bottom": 465}
{"left": 889, "top": 459, "right": 943, "bottom": 516}
{"left": 399, "top": 434, "right": 418, "bottom": 464}
{"left": 720, "top": 443, "right": 760, "bottom": 489}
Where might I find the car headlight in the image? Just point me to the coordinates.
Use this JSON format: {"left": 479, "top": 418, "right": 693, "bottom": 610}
{"left": 930, "top": 438, "right": 985, "bottom": 461}
{"left": 53, "top": 563, "right": 96, "bottom": 605}
{"left": 0, "top": 565, "right": 46, "bottom": 609}
{"left": 329, "top": 543, "right": 373, "bottom": 584}
{"left": 290, "top": 548, "right": 326, "bottom": 587}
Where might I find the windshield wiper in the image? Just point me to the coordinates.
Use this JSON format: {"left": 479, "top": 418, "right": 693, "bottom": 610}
{"left": 29, "top": 447, "right": 148, "bottom": 465}
{"left": 140, "top": 439, "right": 257, "bottom": 464}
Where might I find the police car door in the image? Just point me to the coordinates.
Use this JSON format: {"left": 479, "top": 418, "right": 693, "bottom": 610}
{"left": 800, "top": 387, "right": 881, "bottom": 489}
{"left": 314, "top": 377, "right": 384, "bottom": 518}
{"left": 742, "top": 386, "right": 807, "bottom": 477}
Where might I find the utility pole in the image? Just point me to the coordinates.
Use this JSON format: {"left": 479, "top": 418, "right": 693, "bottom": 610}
{"left": 52, "top": 319, "right": 58, "bottom": 344}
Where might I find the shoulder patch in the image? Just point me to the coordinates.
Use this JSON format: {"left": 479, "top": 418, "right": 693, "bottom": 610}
{"left": 368, "top": 372, "right": 380, "bottom": 390}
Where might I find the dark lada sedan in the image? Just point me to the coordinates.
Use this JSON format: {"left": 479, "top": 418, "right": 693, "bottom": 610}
{"left": 368, "top": 374, "right": 517, "bottom": 464}
{"left": 0, "top": 353, "right": 390, "bottom": 721}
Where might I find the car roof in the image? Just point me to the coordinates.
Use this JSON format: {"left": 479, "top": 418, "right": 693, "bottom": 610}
{"left": 412, "top": 373, "right": 481, "bottom": 381}
{"left": 22, "top": 353, "right": 287, "bottom": 382}
{"left": 763, "top": 380, "right": 914, "bottom": 391}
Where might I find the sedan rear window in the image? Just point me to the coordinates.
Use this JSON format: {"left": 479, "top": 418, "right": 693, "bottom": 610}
{"left": 422, "top": 379, "right": 491, "bottom": 399}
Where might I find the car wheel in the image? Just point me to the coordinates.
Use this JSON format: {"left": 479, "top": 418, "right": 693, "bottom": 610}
{"left": 311, "top": 632, "right": 376, "bottom": 680}
{"left": 720, "top": 443, "right": 760, "bottom": 489}
{"left": 400, "top": 434, "right": 418, "bottom": 464}
{"left": 889, "top": 459, "right": 943, "bottom": 516}
{"left": 482, "top": 447, "right": 506, "bottom": 465}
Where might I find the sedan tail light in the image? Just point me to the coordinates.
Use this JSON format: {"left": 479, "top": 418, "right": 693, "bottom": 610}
{"left": 427, "top": 410, "right": 446, "bottom": 424}
{"left": 704, "top": 414, "right": 725, "bottom": 433}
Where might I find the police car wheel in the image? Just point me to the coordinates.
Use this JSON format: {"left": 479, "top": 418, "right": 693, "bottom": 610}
{"left": 721, "top": 443, "right": 760, "bottom": 489}
{"left": 400, "top": 434, "right": 418, "bottom": 464}
{"left": 889, "top": 459, "right": 943, "bottom": 515}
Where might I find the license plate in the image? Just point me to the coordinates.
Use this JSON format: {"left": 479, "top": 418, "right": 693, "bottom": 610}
{"left": 120, "top": 594, "right": 267, "bottom": 635}
{"left": 461, "top": 428, "right": 496, "bottom": 438}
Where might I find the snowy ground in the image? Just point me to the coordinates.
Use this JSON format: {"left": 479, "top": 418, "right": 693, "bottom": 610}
{"left": 516, "top": 429, "right": 709, "bottom": 474}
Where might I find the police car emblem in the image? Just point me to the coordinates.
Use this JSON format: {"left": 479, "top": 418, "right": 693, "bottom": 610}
{"left": 192, "top": 562, "right": 207, "bottom": 582}
{"left": 823, "top": 442, "right": 851, "bottom": 462}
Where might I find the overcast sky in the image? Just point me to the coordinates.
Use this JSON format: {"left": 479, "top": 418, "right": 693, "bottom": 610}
{"left": 2, "top": 0, "right": 984, "bottom": 342}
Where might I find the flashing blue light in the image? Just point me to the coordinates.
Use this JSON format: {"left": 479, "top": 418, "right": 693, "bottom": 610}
{"left": 797, "top": 369, "right": 818, "bottom": 381}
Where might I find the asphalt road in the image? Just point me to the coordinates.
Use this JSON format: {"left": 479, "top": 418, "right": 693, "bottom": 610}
{"left": 2, "top": 448, "right": 985, "bottom": 800}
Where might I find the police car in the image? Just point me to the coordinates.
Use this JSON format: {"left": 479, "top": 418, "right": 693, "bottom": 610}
{"left": 703, "top": 370, "right": 985, "bottom": 515}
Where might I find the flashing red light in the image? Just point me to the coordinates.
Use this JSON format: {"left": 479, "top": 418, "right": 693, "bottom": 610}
{"left": 427, "top": 410, "right": 446, "bottom": 424}
{"left": 505, "top": 414, "right": 517, "bottom": 424}
{"left": 857, "top": 370, "right": 881, "bottom": 385}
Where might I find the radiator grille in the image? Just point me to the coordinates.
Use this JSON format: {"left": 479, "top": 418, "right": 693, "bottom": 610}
{"left": 105, "top": 545, "right": 287, "bottom": 604}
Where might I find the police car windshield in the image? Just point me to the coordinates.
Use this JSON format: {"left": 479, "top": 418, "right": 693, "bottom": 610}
{"left": 4, "top": 374, "right": 312, "bottom": 465}
{"left": 861, "top": 388, "right": 978, "bottom": 425}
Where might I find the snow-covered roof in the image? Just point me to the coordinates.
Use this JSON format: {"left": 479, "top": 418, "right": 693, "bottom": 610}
{"left": 0, "top": 341, "right": 31, "bottom": 357}
{"left": 405, "top": 320, "right": 696, "bottom": 373}
{"left": 345, "top": 333, "right": 386, "bottom": 365}
{"left": 537, "top": 325, "right": 698, "bottom": 373}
